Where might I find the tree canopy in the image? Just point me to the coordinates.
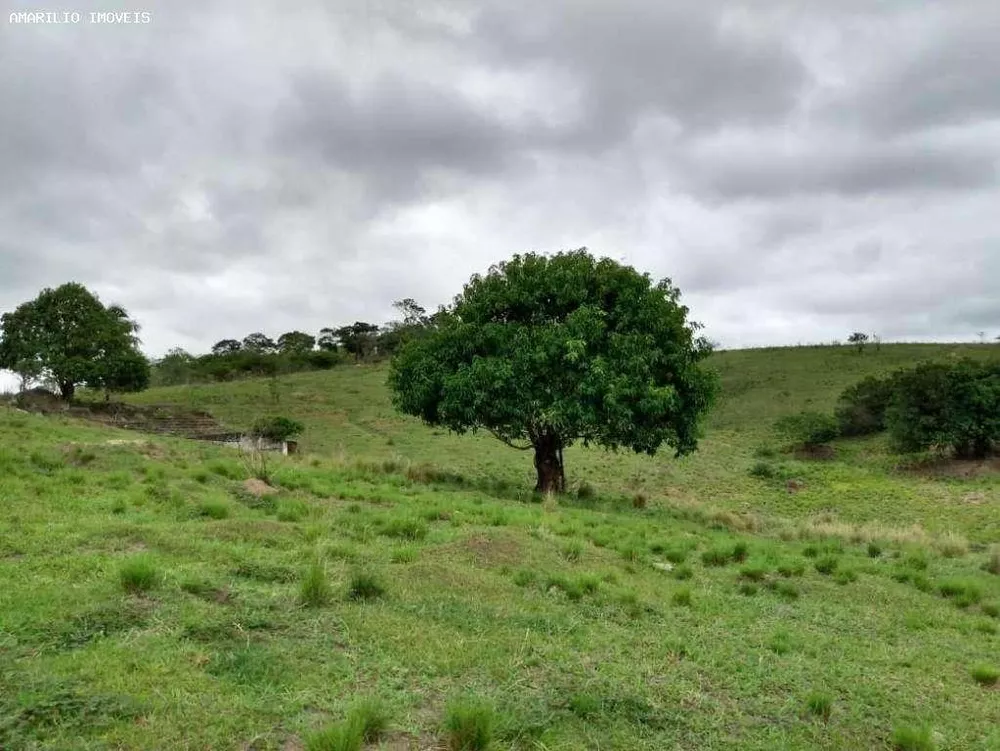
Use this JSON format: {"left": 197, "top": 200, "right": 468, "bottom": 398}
{"left": 0, "top": 282, "right": 149, "bottom": 399}
{"left": 335, "top": 322, "right": 380, "bottom": 361}
{"left": 387, "top": 249, "right": 718, "bottom": 492}
{"left": 277, "top": 331, "right": 316, "bottom": 354}
{"left": 241, "top": 332, "right": 278, "bottom": 353}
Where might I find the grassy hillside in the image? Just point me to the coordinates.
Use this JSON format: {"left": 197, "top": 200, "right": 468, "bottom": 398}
{"left": 126, "top": 343, "right": 1000, "bottom": 541}
{"left": 1, "top": 343, "right": 998, "bottom": 749}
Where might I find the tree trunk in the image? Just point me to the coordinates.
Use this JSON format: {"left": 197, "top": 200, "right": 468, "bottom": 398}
{"left": 59, "top": 381, "right": 75, "bottom": 400}
{"left": 533, "top": 433, "right": 566, "bottom": 494}
{"left": 955, "top": 438, "right": 991, "bottom": 460}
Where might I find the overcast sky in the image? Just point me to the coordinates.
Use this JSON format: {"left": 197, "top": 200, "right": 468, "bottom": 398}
{"left": 1, "top": 0, "right": 998, "bottom": 378}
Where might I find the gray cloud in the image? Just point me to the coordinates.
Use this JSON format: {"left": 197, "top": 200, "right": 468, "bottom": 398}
{"left": 0, "top": 0, "right": 998, "bottom": 390}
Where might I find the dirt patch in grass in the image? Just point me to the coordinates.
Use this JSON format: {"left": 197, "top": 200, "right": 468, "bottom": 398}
{"left": 377, "top": 732, "right": 437, "bottom": 750}
{"left": 785, "top": 479, "right": 806, "bottom": 494}
{"left": 793, "top": 445, "right": 835, "bottom": 460}
{"left": 460, "top": 532, "right": 524, "bottom": 567}
{"left": 243, "top": 478, "right": 278, "bottom": 496}
{"left": 899, "top": 456, "right": 1000, "bottom": 480}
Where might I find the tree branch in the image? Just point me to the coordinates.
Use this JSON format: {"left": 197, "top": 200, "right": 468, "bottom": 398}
{"left": 488, "top": 429, "right": 534, "bottom": 450}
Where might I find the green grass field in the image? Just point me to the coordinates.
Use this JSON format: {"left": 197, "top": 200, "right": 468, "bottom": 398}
{"left": 2, "top": 343, "right": 999, "bottom": 749}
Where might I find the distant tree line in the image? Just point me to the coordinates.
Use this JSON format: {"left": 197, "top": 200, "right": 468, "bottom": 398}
{"left": 150, "top": 298, "right": 444, "bottom": 386}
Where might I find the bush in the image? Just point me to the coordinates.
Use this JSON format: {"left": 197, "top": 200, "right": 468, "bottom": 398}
{"left": 835, "top": 374, "right": 895, "bottom": 436}
{"left": 748, "top": 461, "right": 778, "bottom": 479}
{"left": 773, "top": 411, "right": 839, "bottom": 449}
{"left": 443, "top": 697, "right": 494, "bottom": 751}
{"left": 887, "top": 359, "right": 1000, "bottom": 459}
{"left": 250, "top": 415, "right": 305, "bottom": 442}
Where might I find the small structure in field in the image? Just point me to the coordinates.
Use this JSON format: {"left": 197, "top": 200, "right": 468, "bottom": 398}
{"left": 213, "top": 434, "right": 299, "bottom": 455}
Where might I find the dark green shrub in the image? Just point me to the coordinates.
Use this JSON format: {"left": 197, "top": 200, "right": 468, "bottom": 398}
{"left": 835, "top": 374, "right": 895, "bottom": 436}
{"left": 250, "top": 415, "right": 305, "bottom": 442}
{"left": 887, "top": 359, "right": 1000, "bottom": 459}
{"left": 774, "top": 411, "right": 839, "bottom": 449}
{"left": 748, "top": 461, "right": 777, "bottom": 479}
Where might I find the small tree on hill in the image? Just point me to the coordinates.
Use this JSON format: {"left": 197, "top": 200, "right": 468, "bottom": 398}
{"left": 211, "top": 339, "right": 242, "bottom": 356}
{"left": 847, "top": 332, "right": 869, "bottom": 353}
{"left": 0, "top": 282, "right": 148, "bottom": 400}
{"left": 335, "top": 322, "right": 380, "bottom": 361}
{"left": 91, "top": 348, "right": 151, "bottom": 400}
{"left": 886, "top": 359, "right": 1000, "bottom": 459}
{"left": 242, "top": 332, "right": 278, "bottom": 354}
{"left": 388, "top": 249, "right": 718, "bottom": 493}
{"left": 277, "top": 331, "right": 316, "bottom": 354}
{"left": 317, "top": 328, "right": 339, "bottom": 351}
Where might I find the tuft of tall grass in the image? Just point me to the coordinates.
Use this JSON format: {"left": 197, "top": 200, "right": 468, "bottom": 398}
{"left": 119, "top": 556, "right": 160, "bottom": 594}
{"left": 805, "top": 692, "right": 832, "bottom": 720}
{"left": 814, "top": 556, "right": 838, "bottom": 575}
{"left": 348, "top": 570, "right": 386, "bottom": 601}
{"left": 891, "top": 724, "right": 935, "bottom": 751}
{"left": 299, "top": 560, "right": 332, "bottom": 607}
{"left": 970, "top": 665, "right": 999, "bottom": 686}
{"left": 443, "top": 697, "right": 494, "bottom": 751}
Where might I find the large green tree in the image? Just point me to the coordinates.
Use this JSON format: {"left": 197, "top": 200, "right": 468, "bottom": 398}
{"left": 0, "top": 282, "right": 148, "bottom": 400}
{"left": 388, "top": 250, "right": 718, "bottom": 492}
